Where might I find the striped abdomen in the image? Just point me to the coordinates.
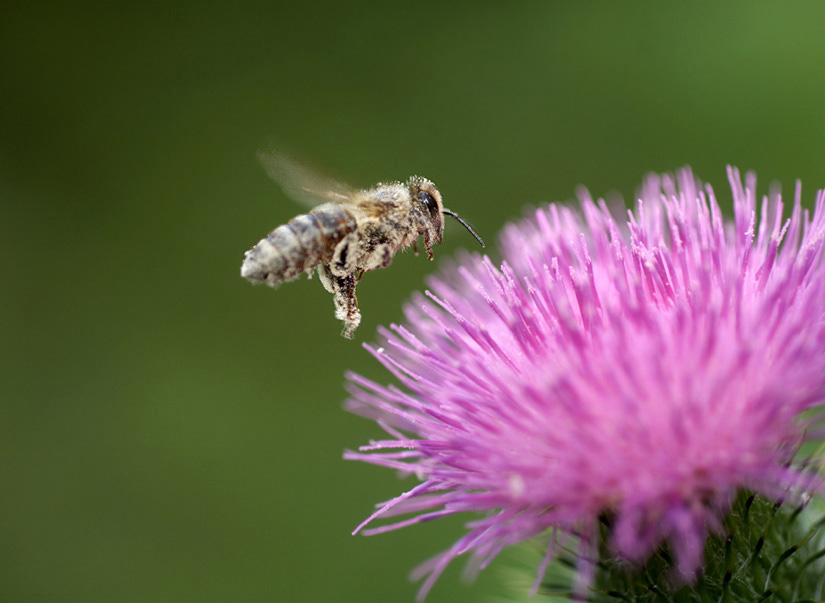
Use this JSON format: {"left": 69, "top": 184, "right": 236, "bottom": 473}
{"left": 241, "top": 203, "right": 357, "bottom": 286}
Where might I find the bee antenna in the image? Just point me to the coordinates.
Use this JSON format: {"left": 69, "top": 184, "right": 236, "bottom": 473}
{"left": 442, "top": 209, "right": 485, "bottom": 248}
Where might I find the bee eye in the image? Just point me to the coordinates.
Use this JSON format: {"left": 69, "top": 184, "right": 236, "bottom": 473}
{"left": 417, "top": 190, "right": 440, "bottom": 221}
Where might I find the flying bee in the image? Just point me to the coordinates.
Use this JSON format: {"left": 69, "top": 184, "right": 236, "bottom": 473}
{"left": 241, "top": 151, "right": 484, "bottom": 338}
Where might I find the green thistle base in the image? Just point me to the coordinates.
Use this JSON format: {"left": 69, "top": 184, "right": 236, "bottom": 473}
{"left": 507, "top": 493, "right": 825, "bottom": 603}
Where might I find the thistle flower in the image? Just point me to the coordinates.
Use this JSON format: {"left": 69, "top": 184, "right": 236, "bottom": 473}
{"left": 344, "top": 167, "right": 825, "bottom": 600}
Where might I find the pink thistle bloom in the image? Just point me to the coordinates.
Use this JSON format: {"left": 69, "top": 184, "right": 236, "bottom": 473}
{"left": 344, "top": 167, "right": 825, "bottom": 599}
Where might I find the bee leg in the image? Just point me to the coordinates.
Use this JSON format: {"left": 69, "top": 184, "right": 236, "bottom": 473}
{"left": 330, "top": 234, "right": 359, "bottom": 278}
{"left": 317, "top": 264, "right": 335, "bottom": 294}
{"left": 320, "top": 264, "right": 361, "bottom": 338}
{"left": 361, "top": 244, "right": 394, "bottom": 271}
{"left": 412, "top": 241, "right": 419, "bottom": 256}
{"left": 377, "top": 245, "right": 393, "bottom": 269}
{"left": 336, "top": 275, "right": 361, "bottom": 339}
{"left": 423, "top": 234, "right": 435, "bottom": 260}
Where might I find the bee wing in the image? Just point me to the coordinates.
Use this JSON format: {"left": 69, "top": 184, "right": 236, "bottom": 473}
{"left": 257, "top": 150, "right": 356, "bottom": 208}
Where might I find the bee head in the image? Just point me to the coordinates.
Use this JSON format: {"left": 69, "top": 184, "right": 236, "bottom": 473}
{"left": 407, "top": 177, "right": 485, "bottom": 260}
{"left": 408, "top": 177, "right": 445, "bottom": 258}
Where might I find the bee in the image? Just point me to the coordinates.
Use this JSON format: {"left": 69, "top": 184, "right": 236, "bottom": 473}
{"left": 241, "top": 151, "right": 484, "bottom": 338}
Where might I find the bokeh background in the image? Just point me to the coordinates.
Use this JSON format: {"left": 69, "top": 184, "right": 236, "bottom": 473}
{"left": 3, "top": 2, "right": 825, "bottom": 601}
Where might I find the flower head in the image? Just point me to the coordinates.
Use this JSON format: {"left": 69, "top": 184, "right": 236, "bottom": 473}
{"left": 344, "top": 167, "right": 825, "bottom": 599}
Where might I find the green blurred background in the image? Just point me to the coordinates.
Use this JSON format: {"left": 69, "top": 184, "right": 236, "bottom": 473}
{"left": 2, "top": 2, "right": 824, "bottom": 601}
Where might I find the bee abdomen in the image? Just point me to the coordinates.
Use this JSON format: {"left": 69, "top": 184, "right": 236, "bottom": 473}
{"left": 241, "top": 203, "right": 356, "bottom": 286}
